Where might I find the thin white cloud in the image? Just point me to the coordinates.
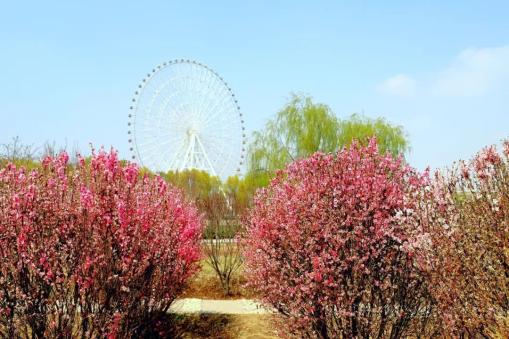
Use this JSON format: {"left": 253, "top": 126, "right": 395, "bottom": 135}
{"left": 378, "top": 46, "right": 509, "bottom": 98}
{"left": 377, "top": 74, "right": 416, "bottom": 97}
{"left": 433, "top": 46, "right": 509, "bottom": 96}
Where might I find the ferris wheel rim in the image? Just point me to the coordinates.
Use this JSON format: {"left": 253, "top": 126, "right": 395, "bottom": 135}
{"left": 127, "top": 59, "right": 247, "bottom": 177}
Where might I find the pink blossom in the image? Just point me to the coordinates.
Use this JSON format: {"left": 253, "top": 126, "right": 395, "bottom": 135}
{"left": 460, "top": 160, "right": 470, "bottom": 179}
{"left": 243, "top": 138, "right": 431, "bottom": 337}
{"left": 503, "top": 140, "right": 509, "bottom": 158}
{"left": 79, "top": 185, "right": 94, "bottom": 209}
{"left": 0, "top": 148, "right": 203, "bottom": 337}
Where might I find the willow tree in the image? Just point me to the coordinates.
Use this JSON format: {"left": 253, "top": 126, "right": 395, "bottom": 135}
{"left": 246, "top": 94, "right": 409, "bottom": 187}
{"left": 338, "top": 113, "right": 408, "bottom": 157}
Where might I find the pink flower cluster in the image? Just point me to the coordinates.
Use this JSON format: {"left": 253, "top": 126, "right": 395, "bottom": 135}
{"left": 414, "top": 140, "right": 509, "bottom": 336}
{"left": 0, "top": 149, "right": 202, "bottom": 337}
{"left": 243, "top": 138, "right": 509, "bottom": 337}
{"left": 243, "top": 139, "right": 433, "bottom": 337}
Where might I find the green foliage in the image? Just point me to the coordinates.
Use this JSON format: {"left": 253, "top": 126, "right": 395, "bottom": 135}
{"left": 160, "top": 169, "right": 257, "bottom": 212}
{"left": 161, "top": 169, "right": 222, "bottom": 201}
{"left": 224, "top": 175, "right": 256, "bottom": 212}
{"left": 0, "top": 136, "right": 40, "bottom": 170}
{"left": 247, "top": 95, "right": 339, "bottom": 182}
{"left": 0, "top": 157, "right": 41, "bottom": 171}
{"left": 138, "top": 166, "right": 155, "bottom": 178}
{"left": 338, "top": 113, "right": 408, "bottom": 156}
{"left": 247, "top": 94, "right": 409, "bottom": 188}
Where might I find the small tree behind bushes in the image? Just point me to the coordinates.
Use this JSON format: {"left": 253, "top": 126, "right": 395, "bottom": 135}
{"left": 243, "top": 139, "right": 435, "bottom": 338}
{"left": 0, "top": 149, "right": 202, "bottom": 338}
{"left": 201, "top": 193, "right": 243, "bottom": 296}
{"left": 162, "top": 169, "right": 249, "bottom": 297}
{"left": 414, "top": 142, "right": 509, "bottom": 336}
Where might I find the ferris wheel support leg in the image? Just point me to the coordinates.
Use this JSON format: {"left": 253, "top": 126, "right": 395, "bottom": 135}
{"left": 195, "top": 134, "right": 217, "bottom": 177}
{"left": 180, "top": 135, "right": 196, "bottom": 171}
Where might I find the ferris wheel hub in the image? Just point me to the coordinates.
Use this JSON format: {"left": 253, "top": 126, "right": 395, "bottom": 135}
{"left": 186, "top": 128, "right": 198, "bottom": 137}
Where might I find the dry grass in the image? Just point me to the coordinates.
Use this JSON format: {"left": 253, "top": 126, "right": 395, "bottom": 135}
{"left": 173, "top": 314, "right": 281, "bottom": 339}
{"left": 172, "top": 314, "right": 232, "bottom": 338}
{"left": 181, "top": 257, "right": 255, "bottom": 300}
{"left": 226, "top": 315, "right": 281, "bottom": 339}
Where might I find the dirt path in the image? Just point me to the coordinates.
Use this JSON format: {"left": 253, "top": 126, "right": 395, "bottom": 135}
{"left": 170, "top": 298, "right": 272, "bottom": 315}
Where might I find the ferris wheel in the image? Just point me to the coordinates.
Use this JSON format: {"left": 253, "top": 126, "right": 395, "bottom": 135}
{"left": 127, "top": 59, "right": 246, "bottom": 178}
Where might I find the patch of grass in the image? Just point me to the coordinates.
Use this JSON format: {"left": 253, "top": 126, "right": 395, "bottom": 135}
{"left": 182, "top": 258, "right": 254, "bottom": 299}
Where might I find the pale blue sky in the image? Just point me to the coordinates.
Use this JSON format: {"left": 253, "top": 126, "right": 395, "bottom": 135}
{"left": 1, "top": 1, "right": 508, "bottom": 172}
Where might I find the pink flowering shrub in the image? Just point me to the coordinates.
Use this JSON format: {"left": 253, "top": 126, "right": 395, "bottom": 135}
{"left": 243, "top": 139, "right": 435, "bottom": 338}
{"left": 414, "top": 141, "right": 509, "bottom": 336}
{"left": 0, "top": 149, "right": 202, "bottom": 338}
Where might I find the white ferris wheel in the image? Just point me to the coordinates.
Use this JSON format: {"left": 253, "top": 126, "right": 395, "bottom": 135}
{"left": 128, "top": 59, "right": 246, "bottom": 178}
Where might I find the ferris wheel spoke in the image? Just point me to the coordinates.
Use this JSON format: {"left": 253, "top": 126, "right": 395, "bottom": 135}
{"left": 202, "top": 140, "right": 234, "bottom": 163}
{"left": 168, "top": 139, "right": 188, "bottom": 170}
{"left": 138, "top": 140, "right": 167, "bottom": 156}
{"left": 205, "top": 118, "right": 240, "bottom": 141}
{"left": 189, "top": 85, "right": 214, "bottom": 125}
{"left": 201, "top": 96, "right": 234, "bottom": 128}
{"left": 142, "top": 135, "right": 180, "bottom": 155}
{"left": 199, "top": 79, "right": 222, "bottom": 119}
{"left": 165, "top": 142, "right": 184, "bottom": 169}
